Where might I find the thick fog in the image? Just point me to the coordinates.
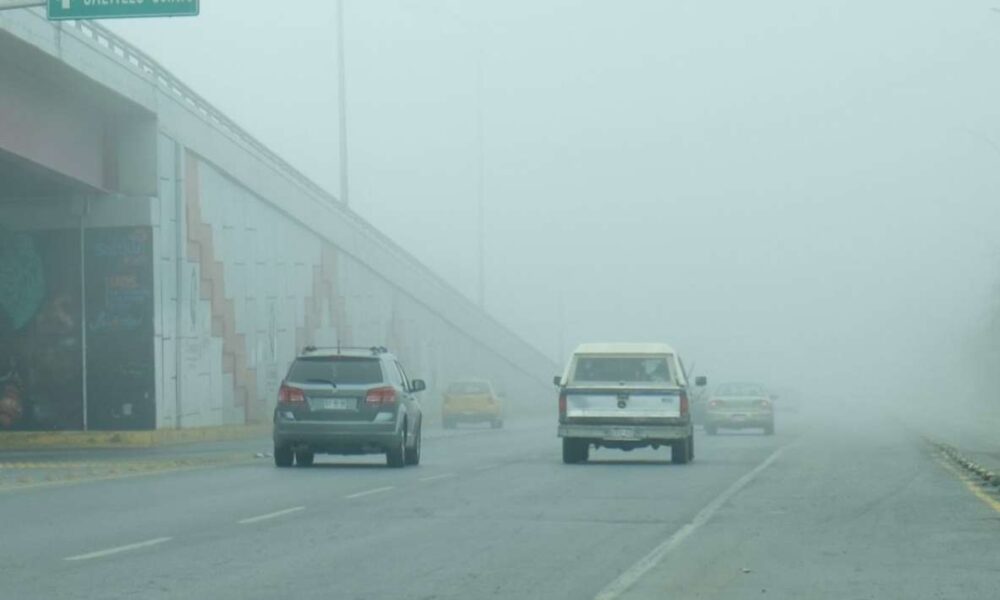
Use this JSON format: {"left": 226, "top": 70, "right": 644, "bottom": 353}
{"left": 110, "top": 0, "right": 1000, "bottom": 416}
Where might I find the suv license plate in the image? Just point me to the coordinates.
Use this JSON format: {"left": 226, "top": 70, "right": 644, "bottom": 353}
{"left": 317, "top": 398, "right": 355, "bottom": 411}
{"left": 607, "top": 427, "right": 639, "bottom": 441}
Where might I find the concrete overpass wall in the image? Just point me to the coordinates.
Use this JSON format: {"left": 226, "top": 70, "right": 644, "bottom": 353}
{"left": 0, "top": 10, "right": 556, "bottom": 430}
{"left": 154, "top": 147, "right": 553, "bottom": 427}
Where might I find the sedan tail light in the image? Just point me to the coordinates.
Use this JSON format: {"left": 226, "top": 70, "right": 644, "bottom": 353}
{"left": 278, "top": 384, "right": 305, "bottom": 404}
{"left": 366, "top": 386, "right": 398, "bottom": 406}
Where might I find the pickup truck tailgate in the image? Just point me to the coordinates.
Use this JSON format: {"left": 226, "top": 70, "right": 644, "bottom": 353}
{"left": 565, "top": 389, "right": 682, "bottom": 419}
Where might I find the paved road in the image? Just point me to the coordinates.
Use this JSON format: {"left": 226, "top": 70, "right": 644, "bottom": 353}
{"left": 0, "top": 412, "right": 997, "bottom": 599}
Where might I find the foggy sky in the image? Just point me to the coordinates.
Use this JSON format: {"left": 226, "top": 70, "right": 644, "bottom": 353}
{"left": 109, "top": 0, "right": 1000, "bottom": 403}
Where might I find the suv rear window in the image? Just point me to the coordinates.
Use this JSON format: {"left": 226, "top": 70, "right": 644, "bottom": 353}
{"left": 286, "top": 357, "right": 383, "bottom": 385}
{"left": 571, "top": 355, "right": 674, "bottom": 384}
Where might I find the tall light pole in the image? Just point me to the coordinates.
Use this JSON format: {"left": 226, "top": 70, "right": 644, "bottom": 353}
{"left": 475, "top": 43, "right": 486, "bottom": 310}
{"left": 337, "top": 0, "right": 351, "bottom": 206}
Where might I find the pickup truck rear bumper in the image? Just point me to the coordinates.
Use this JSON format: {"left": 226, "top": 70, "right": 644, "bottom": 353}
{"left": 558, "top": 423, "right": 692, "bottom": 441}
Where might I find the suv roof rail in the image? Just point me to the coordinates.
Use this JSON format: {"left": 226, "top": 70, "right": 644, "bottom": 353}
{"left": 301, "top": 345, "right": 390, "bottom": 356}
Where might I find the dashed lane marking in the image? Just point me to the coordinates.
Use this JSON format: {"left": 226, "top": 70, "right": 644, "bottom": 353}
{"left": 419, "top": 473, "right": 456, "bottom": 482}
{"left": 344, "top": 486, "right": 394, "bottom": 499}
{"left": 238, "top": 506, "right": 306, "bottom": 525}
{"left": 65, "top": 537, "right": 173, "bottom": 562}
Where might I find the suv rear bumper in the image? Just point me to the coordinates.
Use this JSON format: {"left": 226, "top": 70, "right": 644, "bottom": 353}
{"left": 558, "top": 423, "right": 692, "bottom": 441}
{"left": 274, "top": 420, "right": 400, "bottom": 453}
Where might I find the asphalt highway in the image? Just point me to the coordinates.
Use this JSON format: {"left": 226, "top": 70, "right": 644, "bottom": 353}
{"left": 0, "top": 411, "right": 997, "bottom": 599}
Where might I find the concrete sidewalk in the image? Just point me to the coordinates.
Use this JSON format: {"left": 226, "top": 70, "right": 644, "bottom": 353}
{"left": 0, "top": 424, "right": 272, "bottom": 450}
{"left": 0, "top": 435, "right": 273, "bottom": 491}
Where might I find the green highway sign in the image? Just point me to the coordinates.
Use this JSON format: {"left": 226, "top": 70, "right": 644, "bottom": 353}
{"left": 48, "top": 0, "right": 199, "bottom": 21}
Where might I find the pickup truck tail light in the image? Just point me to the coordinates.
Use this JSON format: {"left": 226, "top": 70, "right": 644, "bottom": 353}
{"left": 679, "top": 390, "right": 689, "bottom": 417}
{"left": 558, "top": 393, "right": 567, "bottom": 419}
{"left": 366, "top": 386, "right": 398, "bottom": 406}
{"left": 278, "top": 384, "right": 305, "bottom": 404}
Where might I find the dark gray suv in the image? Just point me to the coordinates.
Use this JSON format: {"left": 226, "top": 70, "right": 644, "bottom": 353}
{"left": 273, "top": 346, "right": 425, "bottom": 468}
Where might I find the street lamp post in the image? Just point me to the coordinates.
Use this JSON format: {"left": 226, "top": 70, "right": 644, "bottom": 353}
{"left": 337, "top": 0, "right": 351, "bottom": 206}
{"left": 475, "top": 46, "right": 485, "bottom": 310}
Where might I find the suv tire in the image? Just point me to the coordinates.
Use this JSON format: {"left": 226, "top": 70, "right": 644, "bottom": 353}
{"left": 405, "top": 425, "right": 421, "bottom": 466}
{"left": 562, "top": 438, "right": 589, "bottom": 464}
{"left": 274, "top": 445, "right": 294, "bottom": 468}
{"left": 764, "top": 421, "right": 775, "bottom": 436}
{"left": 295, "top": 451, "right": 315, "bottom": 467}
{"left": 386, "top": 426, "right": 407, "bottom": 468}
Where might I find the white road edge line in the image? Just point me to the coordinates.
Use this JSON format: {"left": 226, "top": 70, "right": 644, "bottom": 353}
{"left": 65, "top": 537, "right": 173, "bottom": 562}
{"left": 419, "top": 473, "right": 456, "bottom": 482}
{"left": 238, "top": 506, "right": 306, "bottom": 525}
{"left": 345, "top": 486, "right": 395, "bottom": 499}
{"left": 593, "top": 444, "right": 791, "bottom": 600}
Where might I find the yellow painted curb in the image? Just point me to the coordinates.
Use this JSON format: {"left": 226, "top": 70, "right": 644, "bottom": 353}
{"left": 0, "top": 424, "right": 271, "bottom": 449}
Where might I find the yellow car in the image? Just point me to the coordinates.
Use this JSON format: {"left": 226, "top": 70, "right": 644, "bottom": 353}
{"left": 442, "top": 380, "right": 503, "bottom": 429}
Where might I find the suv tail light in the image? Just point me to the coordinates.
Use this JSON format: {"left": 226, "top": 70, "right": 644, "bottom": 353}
{"left": 366, "top": 386, "right": 398, "bottom": 406}
{"left": 278, "top": 384, "right": 305, "bottom": 404}
{"left": 679, "top": 390, "right": 690, "bottom": 417}
{"left": 558, "top": 393, "right": 567, "bottom": 419}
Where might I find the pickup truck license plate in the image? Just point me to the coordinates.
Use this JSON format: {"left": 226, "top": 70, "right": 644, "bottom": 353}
{"left": 607, "top": 427, "right": 640, "bottom": 441}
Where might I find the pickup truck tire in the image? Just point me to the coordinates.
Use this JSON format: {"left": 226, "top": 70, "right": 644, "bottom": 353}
{"left": 562, "top": 439, "right": 589, "bottom": 464}
{"left": 295, "top": 451, "right": 315, "bottom": 467}
{"left": 672, "top": 436, "right": 693, "bottom": 465}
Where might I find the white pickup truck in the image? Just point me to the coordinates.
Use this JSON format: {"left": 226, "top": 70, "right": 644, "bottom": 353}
{"left": 555, "top": 343, "right": 706, "bottom": 464}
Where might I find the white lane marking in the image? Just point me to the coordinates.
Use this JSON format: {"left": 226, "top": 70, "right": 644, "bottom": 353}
{"left": 65, "top": 537, "right": 172, "bottom": 562}
{"left": 238, "top": 506, "right": 306, "bottom": 525}
{"left": 345, "top": 486, "right": 394, "bottom": 499}
{"left": 419, "top": 473, "right": 456, "bottom": 482}
{"left": 474, "top": 463, "right": 499, "bottom": 471}
{"left": 594, "top": 444, "right": 790, "bottom": 600}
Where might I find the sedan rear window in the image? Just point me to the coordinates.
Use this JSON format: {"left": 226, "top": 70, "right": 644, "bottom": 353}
{"left": 286, "top": 357, "right": 383, "bottom": 385}
{"left": 447, "top": 382, "right": 490, "bottom": 394}
{"left": 571, "top": 356, "right": 674, "bottom": 384}
{"left": 715, "top": 383, "right": 767, "bottom": 396}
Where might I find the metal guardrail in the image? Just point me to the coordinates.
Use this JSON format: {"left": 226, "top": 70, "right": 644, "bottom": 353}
{"left": 65, "top": 18, "right": 338, "bottom": 208}
{"left": 20, "top": 11, "right": 555, "bottom": 372}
